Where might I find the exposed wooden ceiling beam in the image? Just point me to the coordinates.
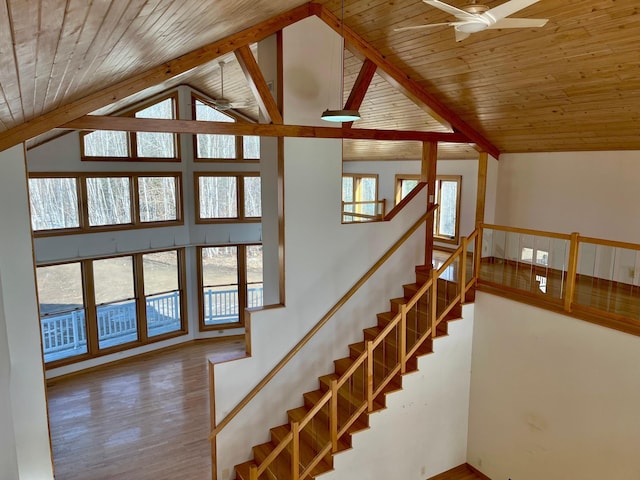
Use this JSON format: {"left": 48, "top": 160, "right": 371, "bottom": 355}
{"left": 235, "top": 45, "right": 283, "bottom": 124}
{"left": 311, "top": 3, "right": 500, "bottom": 159}
{"left": 343, "top": 58, "right": 377, "bottom": 129}
{"left": 62, "top": 115, "right": 471, "bottom": 144}
{"left": 0, "top": 3, "right": 313, "bottom": 152}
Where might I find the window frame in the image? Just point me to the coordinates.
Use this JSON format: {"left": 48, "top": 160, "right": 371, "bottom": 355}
{"left": 36, "top": 248, "right": 188, "bottom": 369}
{"left": 197, "top": 243, "right": 262, "bottom": 331}
{"left": 394, "top": 174, "right": 420, "bottom": 205}
{"left": 394, "top": 174, "right": 462, "bottom": 245}
{"left": 194, "top": 172, "right": 261, "bottom": 224}
{"left": 341, "top": 173, "right": 380, "bottom": 223}
{"left": 433, "top": 175, "right": 462, "bottom": 245}
{"left": 80, "top": 93, "right": 181, "bottom": 162}
{"left": 191, "top": 93, "right": 260, "bottom": 163}
{"left": 29, "top": 171, "right": 183, "bottom": 236}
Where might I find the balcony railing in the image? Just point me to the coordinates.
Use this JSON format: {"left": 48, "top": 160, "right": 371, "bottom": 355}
{"left": 477, "top": 224, "right": 640, "bottom": 333}
{"left": 342, "top": 199, "right": 386, "bottom": 223}
{"left": 41, "top": 286, "right": 264, "bottom": 362}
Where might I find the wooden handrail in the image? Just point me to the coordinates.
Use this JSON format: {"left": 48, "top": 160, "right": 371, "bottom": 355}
{"left": 209, "top": 204, "right": 438, "bottom": 439}
{"left": 476, "top": 224, "right": 640, "bottom": 336}
{"left": 482, "top": 223, "right": 571, "bottom": 240}
{"left": 578, "top": 235, "right": 640, "bottom": 251}
{"left": 247, "top": 227, "right": 482, "bottom": 479}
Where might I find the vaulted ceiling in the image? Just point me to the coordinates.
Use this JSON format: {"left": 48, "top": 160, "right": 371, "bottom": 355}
{"left": 0, "top": 0, "right": 638, "bottom": 160}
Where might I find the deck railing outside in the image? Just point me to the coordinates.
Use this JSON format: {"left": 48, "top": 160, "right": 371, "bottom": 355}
{"left": 478, "top": 224, "right": 640, "bottom": 326}
{"left": 41, "top": 287, "right": 264, "bottom": 362}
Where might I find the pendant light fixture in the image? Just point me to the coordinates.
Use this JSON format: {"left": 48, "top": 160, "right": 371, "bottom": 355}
{"left": 321, "top": 0, "right": 361, "bottom": 123}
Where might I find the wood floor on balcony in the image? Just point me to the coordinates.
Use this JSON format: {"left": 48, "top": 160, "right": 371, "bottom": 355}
{"left": 46, "top": 337, "right": 246, "bottom": 480}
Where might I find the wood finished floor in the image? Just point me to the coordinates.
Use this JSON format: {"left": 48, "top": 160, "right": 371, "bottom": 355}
{"left": 47, "top": 337, "right": 246, "bottom": 480}
{"left": 427, "top": 464, "right": 487, "bottom": 480}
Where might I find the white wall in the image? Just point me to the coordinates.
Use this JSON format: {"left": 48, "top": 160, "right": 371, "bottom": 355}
{"left": 0, "top": 145, "right": 54, "bottom": 480}
{"left": 495, "top": 151, "right": 640, "bottom": 242}
{"left": 468, "top": 292, "right": 640, "bottom": 480}
{"left": 321, "top": 305, "right": 474, "bottom": 480}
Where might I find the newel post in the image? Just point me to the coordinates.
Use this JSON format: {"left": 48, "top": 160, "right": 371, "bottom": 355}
{"left": 399, "top": 305, "right": 407, "bottom": 374}
{"left": 430, "top": 268, "right": 438, "bottom": 338}
{"left": 564, "top": 232, "right": 580, "bottom": 312}
{"left": 366, "top": 340, "right": 374, "bottom": 412}
{"left": 330, "top": 379, "right": 339, "bottom": 452}
{"left": 291, "top": 421, "right": 300, "bottom": 480}
{"left": 460, "top": 236, "right": 468, "bottom": 304}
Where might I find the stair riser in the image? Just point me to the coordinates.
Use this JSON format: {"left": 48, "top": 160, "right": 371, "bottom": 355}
{"left": 235, "top": 263, "right": 466, "bottom": 480}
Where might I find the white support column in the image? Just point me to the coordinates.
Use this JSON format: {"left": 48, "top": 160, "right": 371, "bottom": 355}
{"left": 0, "top": 144, "right": 54, "bottom": 480}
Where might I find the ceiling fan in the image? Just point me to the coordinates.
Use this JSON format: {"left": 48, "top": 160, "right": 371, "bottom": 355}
{"left": 210, "top": 61, "right": 251, "bottom": 111}
{"left": 394, "top": 0, "right": 549, "bottom": 42}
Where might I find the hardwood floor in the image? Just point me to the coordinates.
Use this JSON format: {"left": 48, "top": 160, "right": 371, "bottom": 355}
{"left": 46, "top": 337, "right": 246, "bottom": 480}
{"left": 427, "top": 464, "right": 488, "bottom": 480}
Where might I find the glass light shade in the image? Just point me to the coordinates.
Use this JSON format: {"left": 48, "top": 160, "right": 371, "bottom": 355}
{"left": 456, "top": 21, "right": 489, "bottom": 33}
{"left": 321, "top": 109, "right": 361, "bottom": 122}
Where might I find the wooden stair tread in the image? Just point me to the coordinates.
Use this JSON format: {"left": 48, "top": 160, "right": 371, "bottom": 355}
{"left": 270, "top": 422, "right": 333, "bottom": 477}
{"left": 234, "top": 261, "right": 466, "bottom": 480}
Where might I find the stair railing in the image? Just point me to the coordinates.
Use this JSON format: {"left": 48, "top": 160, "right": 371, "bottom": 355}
{"left": 241, "top": 227, "right": 480, "bottom": 480}
{"left": 210, "top": 204, "right": 440, "bottom": 442}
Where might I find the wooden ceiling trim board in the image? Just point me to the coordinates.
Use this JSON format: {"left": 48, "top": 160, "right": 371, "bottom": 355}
{"left": 0, "top": 0, "right": 21, "bottom": 128}
{"left": 33, "top": 0, "right": 67, "bottom": 117}
{"left": 234, "top": 45, "right": 282, "bottom": 124}
{"left": 43, "top": 0, "right": 95, "bottom": 112}
{"left": 311, "top": 2, "right": 500, "bottom": 159}
{"left": 61, "top": 0, "right": 152, "bottom": 104}
{"left": 54, "top": 1, "right": 116, "bottom": 105}
{"left": 7, "top": 0, "right": 39, "bottom": 120}
{"left": 342, "top": 58, "right": 376, "bottom": 129}
{"left": 0, "top": 2, "right": 313, "bottom": 152}
{"left": 62, "top": 115, "right": 470, "bottom": 144}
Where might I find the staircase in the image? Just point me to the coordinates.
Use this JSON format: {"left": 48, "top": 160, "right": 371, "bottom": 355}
{"left": 233, "top": 264, "right": 468, "bottom": 480}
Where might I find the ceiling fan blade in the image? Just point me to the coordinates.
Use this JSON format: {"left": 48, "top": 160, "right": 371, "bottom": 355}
{"left": 423, "top": 0, "right": 475, "bottom": 20}
{"left": 488, "top": 17, "right": 548, "bottom": 29}
{"left": 485, "top": 0, "right": 540, "bottom": 22}
{"left": 454, "top": 30, "right": 471, "bottom": 42}
{"left": 394, "top": 22, "right": 459, "bottom": 32}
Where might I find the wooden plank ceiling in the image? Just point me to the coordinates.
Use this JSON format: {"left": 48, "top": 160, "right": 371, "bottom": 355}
{"left": 1, "top": 0, "right": 639, "bottom": 159}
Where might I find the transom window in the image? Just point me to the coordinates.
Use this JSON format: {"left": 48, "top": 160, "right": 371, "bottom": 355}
{"left": 192, "top": 95, "right": 260, "bottom": 161}
{"left": 198, "top": 244, "right": 263, "bottom": 329}
{"left": 28, "top": 172, "right": 182, "bottom": 235}
{"left": 81, "top": 95, "right": 179, "bottom": 161}
{"left": 36, "top": 249, "right": 187, "bottom": 366}
{"left": 194, "top": 173, "right": 261, "bottom": 222}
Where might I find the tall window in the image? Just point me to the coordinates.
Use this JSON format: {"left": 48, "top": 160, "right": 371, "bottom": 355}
{"left": 28, "top": 173, "right": 182, "bottom": 235}
{"left": 434, "top": 176, "right": 462, "bottom": 244}
{"left": 395, "top": 174, "right": 462, "bottom": 244}
{"left": 198, "top": 244, "right": 263, "bottom": 329}
{"left": 37, "top": 263, "right": 87, "bottom": 363}
{"left": 35, "top": 249, "right": 187, "bottom": 366}
{"left": 192, "top": 95, "right": 260, "bottom": 161}
{"left": 81, "top": 94, "right": 179, "bottom": 161}
{"left": 195, "top": 173, "right": 261, "bottom": 222}
{"left": 342, "top": 174, "right": 381, "bottom": 222}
